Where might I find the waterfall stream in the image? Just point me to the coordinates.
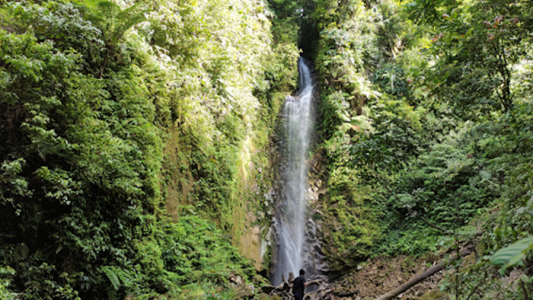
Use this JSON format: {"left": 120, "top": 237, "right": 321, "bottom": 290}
{"left": 272, "top": 58, "right": 315, "bottom": 285}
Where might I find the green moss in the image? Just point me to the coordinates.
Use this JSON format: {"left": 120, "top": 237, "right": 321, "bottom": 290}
{"left": 318, "top": 143, "right": 382, "bottom": 270}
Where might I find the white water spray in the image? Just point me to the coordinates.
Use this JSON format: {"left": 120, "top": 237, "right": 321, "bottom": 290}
{"left": 273, "top": 58, "right": 314, "bottom": 284}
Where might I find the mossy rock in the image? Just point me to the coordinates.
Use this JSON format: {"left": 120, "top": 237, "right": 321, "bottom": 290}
{"left": 235, "top": 286, "right": 253, "bottom": 299}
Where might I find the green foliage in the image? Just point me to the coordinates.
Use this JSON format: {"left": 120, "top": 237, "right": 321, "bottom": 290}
{"left": 389, "top": 128, "right": 498, "bottom": 226}
{"left": 0, "top": 5, "right": 163, "bottom": 294}
{"left": 267, "top": 0, "right": 318, "bottom": 58}
{"left": 403, "top": 0, "right": 458, "bottom": 25}
{"left": 83, "top": 0, "right": 148, "bottom": 77}
{"left": 1, "top": 0, "right": 291, "bottom": 298}
{"left": 313, "top": 0, "right": 382, "bottom": 138}
{"left": 158, "top": 215, "right": 259, "bottom": 284}
{"left": 372, "top": 64, "right": 411, "bottom": 100}
{"left": 313, "top": 4, "right": 533, "bottom": 296}
{"left": 491, "top": 235, "right": 533, "bottom": 272}
{"left": 5, "top": 0, "right": 533, "bottom": 298}
{"left": 0, "top": 267, "right": 18, "bottom": 300}
{"left": 419, "top": 0, "right": 533, "bottom": 114}
{"left": 255, "top": 42, "right": 300, "bottom": 125}
{"left": 142, "top": 0, "right": 299, "bottom": 226}
{"left": 307, "top": 0, "right": 533, "bottom": 299}
{"left": 7, "top": 1, "right": 103, "bottom": 53}
{"left": 84, "top": 0, "right": 147, "bottom": 46}
{"left": 268, "top": 0, "right": 300, "bottom": 45}
{"left": 376, "top": 229, "right": 439, "bottom": 256}
{"left": 347, "top": 97, "right": 498, "bottom": 256}
{"left": 321, "top": 139, "right": 381, "bottom": 269}
{"left": 350, "top": 95, "right": 425, "bottom": 175}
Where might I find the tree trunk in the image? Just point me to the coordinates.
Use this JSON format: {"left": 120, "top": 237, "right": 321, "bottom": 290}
{"left": 375, "top": 264, "right": 444, "bottom": 300}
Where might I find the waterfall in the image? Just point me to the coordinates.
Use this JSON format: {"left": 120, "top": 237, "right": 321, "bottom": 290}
{"left": 272, "top": 58, "right": 315, "bottom": 285}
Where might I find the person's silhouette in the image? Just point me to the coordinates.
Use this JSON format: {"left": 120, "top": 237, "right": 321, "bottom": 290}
{"left": 292, "top": 269, "right": 309, "bottom": 300}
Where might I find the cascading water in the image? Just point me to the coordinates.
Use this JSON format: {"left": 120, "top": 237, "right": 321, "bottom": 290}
{"left": 272, "top": 58, "right": 315, "bottom": 285}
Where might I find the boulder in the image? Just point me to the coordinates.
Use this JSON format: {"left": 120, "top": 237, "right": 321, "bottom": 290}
{"left": 261, "top": 285, "right": 277, "bottom": 294}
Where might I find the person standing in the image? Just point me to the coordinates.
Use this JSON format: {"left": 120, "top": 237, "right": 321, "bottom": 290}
{"left": 292, "top": 269, "right": 309, "bottom": 300}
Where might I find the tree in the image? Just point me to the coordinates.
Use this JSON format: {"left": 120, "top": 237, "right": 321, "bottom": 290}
{"left": 426, "top": 0, "right": 533, "bottom": 112}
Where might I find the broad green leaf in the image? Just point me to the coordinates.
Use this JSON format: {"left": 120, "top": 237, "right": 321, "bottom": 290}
{"left": 490, "top": 236, "right": 533, "bottom": 270}
{"left": 520, "top": 274, "right": 531, "bottom": 284}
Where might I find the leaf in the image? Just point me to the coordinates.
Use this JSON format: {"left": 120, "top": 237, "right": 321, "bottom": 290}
{"left": 479, "top": 170, "right": 491, "bottom": 180}
{"left": 521, "top": 274, "right": 531, "bottom": 284}
{"left": 490, "top": 236, "right": 533, "bottom": 271}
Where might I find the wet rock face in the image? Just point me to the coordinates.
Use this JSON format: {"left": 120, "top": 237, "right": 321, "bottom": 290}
{"left": 303, "top": 215, "right": 329, "bottom": 277}
{"left": 303, "top": 148, "right": 330, "bottom": 280}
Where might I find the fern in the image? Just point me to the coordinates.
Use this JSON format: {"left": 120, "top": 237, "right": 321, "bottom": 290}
{"left": 101, "top": 266, "right": 121, "bottom": 291}
{"left": 82, "top": 0, "right": 148, "bottom": 77}
{"left": 112, "top": 3, "right": 147, "bottom": 44}
{"left": 84, "top": 0, "right": 147, "bottom": 44}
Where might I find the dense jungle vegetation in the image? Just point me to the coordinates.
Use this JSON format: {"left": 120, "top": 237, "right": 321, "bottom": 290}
{"left": 0, "top": 0, "right": 298, "bottom": 298}
{"left": 1, "top": 0, "right": 533, "bottom": 299}
{"left": 302, "top": 0, "right": 533, "bottom": 298}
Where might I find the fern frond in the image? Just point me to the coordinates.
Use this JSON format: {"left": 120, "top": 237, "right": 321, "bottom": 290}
{"left": 112, "top": 3, "right": 147, "bottom": 44}
{"left": 83, "top": 0, "right": 147, "bottom": 45}
{"left": 102, "top": 266, "right": 121, "bottom": 291}
{"left": 116, "top": 268, "right": 134, "bottom": 288}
